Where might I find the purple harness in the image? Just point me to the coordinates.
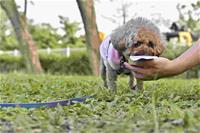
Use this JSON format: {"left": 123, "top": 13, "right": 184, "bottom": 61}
{"left": 100, "top": 36, "right": 121, "bottom": 70}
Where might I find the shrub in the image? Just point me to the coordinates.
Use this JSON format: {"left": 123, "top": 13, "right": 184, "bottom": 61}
{"left": 0, "top": 54, "right": 25, "bottom": 72}
{"left": 0, "top": 52, "right": 92, "bottom": 75}
{"left": 39, "top": 52, "right": 92, "bottom": 75}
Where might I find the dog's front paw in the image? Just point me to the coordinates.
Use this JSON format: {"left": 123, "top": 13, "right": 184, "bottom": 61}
{"left": 131, "top": 85, "right": 138, "bottom": 91}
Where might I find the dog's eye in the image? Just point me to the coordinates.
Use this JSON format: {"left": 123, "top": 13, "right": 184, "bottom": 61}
{"left": 134, "top": 41, "right": 142, "bottom": 47}
{"left": 126, "top": 42, "right": 132, "bottom": 48}
{"left": 148, "top": 41, "right": 154, "bottom": 48}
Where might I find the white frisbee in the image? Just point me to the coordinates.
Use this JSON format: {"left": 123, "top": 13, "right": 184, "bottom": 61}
{"left": 130, "top": 55, "right": 158, "bottom": 62}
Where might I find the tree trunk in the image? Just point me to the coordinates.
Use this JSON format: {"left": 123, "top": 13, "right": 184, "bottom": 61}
{"left": 76, "top": 0, "right": 100, "bottom": 76}
{"left": 0, "top": 0, "right": 43, "bottom": 74}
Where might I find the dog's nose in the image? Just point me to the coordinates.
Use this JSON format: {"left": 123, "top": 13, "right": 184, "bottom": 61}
{"left": 133, "top": 53, "right": 142, "bottom": 56}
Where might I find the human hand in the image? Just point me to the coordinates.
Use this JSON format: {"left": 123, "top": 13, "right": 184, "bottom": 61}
{"left": 124, "top": 57, "right": 173, "bottom": 80}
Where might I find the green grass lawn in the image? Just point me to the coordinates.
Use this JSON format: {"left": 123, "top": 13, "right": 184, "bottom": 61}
{"left": 0, "top": 74, "right": 200, "bottom": 133}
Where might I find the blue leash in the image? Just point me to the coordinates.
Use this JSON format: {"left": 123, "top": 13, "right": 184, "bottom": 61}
{"left": 0, "top": 96, "right": 91, "bottom": 108}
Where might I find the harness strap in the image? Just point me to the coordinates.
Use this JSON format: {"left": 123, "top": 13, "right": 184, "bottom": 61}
{"left": 116, "top": 55, "right": 129, "bottom": 74}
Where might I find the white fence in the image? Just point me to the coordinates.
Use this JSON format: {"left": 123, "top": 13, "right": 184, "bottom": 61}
{"left": 0, "top": 47, "right": 86, "bottom": 57}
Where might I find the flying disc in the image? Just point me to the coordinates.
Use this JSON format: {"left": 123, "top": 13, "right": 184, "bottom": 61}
{"left": 130, "top": 55, "right": 158, "bottom": 62}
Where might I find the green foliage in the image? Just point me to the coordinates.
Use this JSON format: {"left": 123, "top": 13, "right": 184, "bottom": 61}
{"left": 28, "top": 22, "right": 61, "bottom": 49}
{"left": 0, "top": 52, "right": 92, "bottom": 75}
{"left": 0, "top": 54, "right": 24, "bottom": 72}
{"left": 58, "top": 16, "right": 85, "bottom": 48}
{"left": 28, "top": 16, "right": 86, "bottom": 49}
{"left": 162, "top": 42, "right": 189, "bottom": 60}
{"left": 178, "top": 1, "right": 200, "bottom": 36}
{"left": 0, "top": 74, "right": 200, "bottom": 132}
{"left": 0, "top": 11, "right": 85, "bottom": 50}
{"left": 40, "top": 52, "right": 92, "bottom": 75}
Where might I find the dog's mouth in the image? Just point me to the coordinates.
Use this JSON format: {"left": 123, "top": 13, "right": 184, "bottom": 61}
{"left": 123, "top": 49, "right": 154, "bottom": 59}
{"left": 130, "top": 50, "right": 155, "bottom": 56}
{"left": 131, "top": 52, "right": 152, "bottom": 56}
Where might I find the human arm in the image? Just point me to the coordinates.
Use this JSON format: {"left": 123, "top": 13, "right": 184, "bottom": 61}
{"left": 124, "top": 40, "right": 200, "bottom": 80}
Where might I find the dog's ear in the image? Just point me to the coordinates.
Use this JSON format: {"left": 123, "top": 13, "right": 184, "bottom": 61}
{"left": 112, "top": 37, "right": 126, "bottom": 52}
{"left": 118, "top": 38, "right": 126, "bottom": 51}
{"left": 154, "top": 41, "right": 165, "bottom": 56}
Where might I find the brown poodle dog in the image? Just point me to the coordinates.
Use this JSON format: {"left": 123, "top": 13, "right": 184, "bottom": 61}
{"left": 124, "top": 27, "right": 164, "bottom": 57}
{"left": 100, "top": 17, "right": 165, "bottom": 91}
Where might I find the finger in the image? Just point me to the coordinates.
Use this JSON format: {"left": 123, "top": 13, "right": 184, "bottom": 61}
{"left": 124, "top": 62, "right": 156, "bottom": 76}
{"left": 134, "top": 72, "right": 155, "bottom": 81}
{"left": 135, "top": 71, "right": 160, "bottom": 80}
{"left": 135, "top": 60, "right": 156, "bottom": 67}
{"left": 125, "top": 62, "right": 159, "bottom": 80}
{"left": 131, "top": 66, "right": 153, "bottom": 75}
{"left": 124, "top": 62, "right": 132, "bottom": 70}
{"left": 124, "top": 62, "right": 144, "bottom": 71}
{"left": 134, "top": 72, "right": 152, "bottom": 81}
{"left": 134, "top": 73, "right": 145, "bottom": 79}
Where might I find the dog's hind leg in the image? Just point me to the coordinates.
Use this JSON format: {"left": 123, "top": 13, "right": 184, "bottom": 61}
{"left": 136, "top": 79, "right": 143, "bottom": 90}
{"left": 100, "top": 58, "right": 107, "bottom": 88}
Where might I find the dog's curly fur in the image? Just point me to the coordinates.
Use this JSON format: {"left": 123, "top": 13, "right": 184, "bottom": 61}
{"left": 100, "top": 17, "right": 165, "bottom": 91}
{"left": 123, "top": 27, "right": 165, "bottom": 57}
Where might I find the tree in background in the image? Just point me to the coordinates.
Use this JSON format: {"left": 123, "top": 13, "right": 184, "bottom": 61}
{"left": 76, "top": 0, "right": 101, "bottom": 76}
{"left": 0, "top": 8, "right": 18, "bottom": 50}
{"left": 28, "top": 15, "right": 85, "bottom": 49}
{"left": 0, "top": 0, "right": 42, "bottom": 73}
{"left": 101, "top": 0, "right": 134, "bottom": 26}
{"left": 1, "top": 13, "right": 86, "bottom": 50}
